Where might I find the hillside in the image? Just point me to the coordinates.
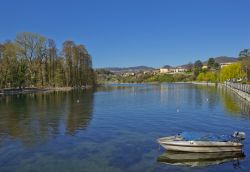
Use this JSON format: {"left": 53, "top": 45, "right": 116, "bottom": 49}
{"left": 97, "top": 66, "right": 155, "bottom": 73}
{"left": 162, "top": 65, "right": 172, "bottom": 68}
{"left": 98, "top": 56, "right": 239, "bottom": 74}
{"left": 161, "top": 56, "right": 238, "bottom": 68}
{"left": 204, "top": 56, "right": 238, "bottom": 64}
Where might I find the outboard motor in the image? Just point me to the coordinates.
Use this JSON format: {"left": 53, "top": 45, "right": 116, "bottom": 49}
{"left": 233, "top": 131, "right": 246, "bottom": 141}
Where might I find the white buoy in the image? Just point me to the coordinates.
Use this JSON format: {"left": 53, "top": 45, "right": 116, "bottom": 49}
{"left": 77, "top": 99, "right": 80, "bottom": 103}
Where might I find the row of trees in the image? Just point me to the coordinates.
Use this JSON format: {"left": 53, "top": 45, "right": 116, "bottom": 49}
{"left": 0, "top": 32, "right": 96, "bottom": 89}
{"left": 195, "top": 49, "right": 250, "bottom": 83}
{"left": 238, "top": 49, "right": 250, "bottom": 81}
{"left": 196, "top": 63, "right": 244, "bottom": 82}
{"left": 192, "top": 58, "right": 220, "bottom": 77}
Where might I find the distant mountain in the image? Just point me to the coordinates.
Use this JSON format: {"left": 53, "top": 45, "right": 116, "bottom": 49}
{"left": 204, "top": 56, "right": 238, "bottom": 64}
{"left": 96, "top": 66, "right": 155, "bottom": 73}
{"left": 162, "top": 65, "right": 172, "bottom": 68}
{"left": 215, "top": 56, "right": 238, "bottom": 63}
{"left": 97, "top": 56, "right": 238, "bottom": 73}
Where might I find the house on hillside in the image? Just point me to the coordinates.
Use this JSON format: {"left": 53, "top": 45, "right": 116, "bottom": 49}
{"left": 202, "top": 56, "right": 237, "bottom": 69}
{"left": 153, "top": 69, "right": 160, "bottom": 74}
{"left": 160, "top": 66, "right": 187, "bottom": 73}
{"left": 202, "top": 65, "right": 208, "bottom": 69}
{"left": 123, "top": 72, "right": 135, "bottom": 77}
{"left": 220, "top": 62, "right": 235, "bottom": 68}
{"left": 143, "top": 69, "right": 160, "bottom": 75}
{"left": 173, "top": 67, "right": 187, "bottom": 73}
{"left": 160, "top": 68, "right": 171, "bottom": 73}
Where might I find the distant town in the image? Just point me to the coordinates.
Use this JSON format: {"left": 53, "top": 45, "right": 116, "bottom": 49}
{"left": 96, "top": 55, "right": 248, "bottom": 84}
{"left": 98, "top": 56, "right": 236, "bottom": 75}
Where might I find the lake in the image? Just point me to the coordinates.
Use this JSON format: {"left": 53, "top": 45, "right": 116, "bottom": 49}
{"left": 0, "top": 83, "right": 250, "bottom": 172}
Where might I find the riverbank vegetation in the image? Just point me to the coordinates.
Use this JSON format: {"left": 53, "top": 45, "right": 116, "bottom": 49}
{"left": 96, "top": 49, "right": 250, "bottom": 84}
{"left": 197, "top": 50, "right": 250, "bottom": 83}
{"left": 0, "top": 32, "right": 96, "bottom": 89}
{"left": 96, "top": 70, "right": 194, "bottom": 84}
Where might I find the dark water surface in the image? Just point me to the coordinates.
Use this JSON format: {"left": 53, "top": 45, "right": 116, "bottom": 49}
{"left": 0, "top": 83, "right": 250, "bottom": 172}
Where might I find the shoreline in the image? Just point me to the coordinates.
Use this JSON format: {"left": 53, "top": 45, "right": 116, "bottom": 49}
{"left": 100, "top": 81, "right": 217, "bottom": 85}
{"left": 189, "top": 81, "right": 217, "bottom": 86}
{"left": 222, "top": 83, "right": 250, "bottom": 102}
{"left": 175, "top": 81, "right": 217, "bottom": 86}
{"left": 2, "top": 82, "right": 249, "bottom": 102}
{"left": 0, "top": 86, "right": 94, "bottom": 96}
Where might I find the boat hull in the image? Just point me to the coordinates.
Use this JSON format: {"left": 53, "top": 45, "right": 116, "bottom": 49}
{"left": 158, "top": 136, "right": 243, "bottom": 152}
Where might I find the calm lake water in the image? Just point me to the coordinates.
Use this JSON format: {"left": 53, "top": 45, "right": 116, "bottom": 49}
{"left": 0, "top": 83, "right": 250, "bottom": 172}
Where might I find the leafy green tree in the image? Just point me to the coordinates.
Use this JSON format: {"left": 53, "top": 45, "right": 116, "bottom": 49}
{"left": 207, "top": 58, "right": 215, "bottom": 69}
{"left": 15, "top": 32, "right": 47, "bottom": 86}
{"left": 0, "top": 32, "right": 96, "bottom": 89}
{"left": 186, "top": 62, "right": 193, "bottom": 72}
{"left": 214, "top": 62, "right": 220, "bottom": 69}
{"left": 54, "top": 58, "right": 65, "bottom": 87}
{"left": 207, "top": 58, "right": 220, "bottom": 70}
{"left": 63, "top": 41, "right": 75, "bottom": 86}
{"left": 238, "top": 49, "right": 250, "bottom": 81}
{"left": 1, "top": 41, "right": 22, "bottom": 88}
{"left": 197, "top": 71, "right": 218, "bottom": 82}
{"left": 240, "top": 58, "right": 250, "bottom": 81}
{"left": 193, "top": 60, "right": 203, "bottom": 77}
{"left": 47, "top": 39, "right": 56, "bottom": 86}
{"left": 0, "top": 43, "right": 4, "bottom": 87}
{"left": 220, "top": 63, "right": 245, "bottom": 82}
{"left": 239, "top": 49, "right": 250, "bottom": 59}
{"left": 63, "top": 41, "right": 94, "bottom": 87}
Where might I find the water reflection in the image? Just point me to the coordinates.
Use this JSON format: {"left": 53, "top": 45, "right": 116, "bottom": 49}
{"left": 157, "top": 151, "right": 245, "bottom": 167}
{"left": 187, "top": 84, "right": 250, "bottom": 118}
{"left": 0, "top": 90, "right": 94, "bottom": 145}
{"left": 218, "top": 86, "right": 250, "bottom": 117}
{"left": 66, "top": 91, "right": 94, "bottom": 135}
{"left": 0, "top": 84, "right": 250, "bottom": 171}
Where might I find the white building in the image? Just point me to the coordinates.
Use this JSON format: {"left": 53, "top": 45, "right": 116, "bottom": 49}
{"left": 220, "top": 62, "right": 234, "bottom": 68}
{"left": 160, "top": 68, "right": 171, "bottom": 73}
{"left": 160, "top": 67, "right": 187, "bottom": 74}
{"left": 173, "top": 67, "right": 187, "bottom": 73}
{"left": 202, "top": 65, "right": 208, "bottom": 69}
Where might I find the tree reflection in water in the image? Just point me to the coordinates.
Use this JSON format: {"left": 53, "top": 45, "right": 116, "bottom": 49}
{"left": 0, "top": 90, "right": 94, "bottom": 146}
{"left": 66, "top": 90, "right": 94, "bottom": 135}
{"left": 219, "top": 86, "right": 250, "bottom": 117}
{"left": 192, "top": 84, "right": 250, "bottom": 118}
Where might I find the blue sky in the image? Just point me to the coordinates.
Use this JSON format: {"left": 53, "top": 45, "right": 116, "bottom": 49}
{"left": 0, "top": 0, "right": 250, "bottom": 68}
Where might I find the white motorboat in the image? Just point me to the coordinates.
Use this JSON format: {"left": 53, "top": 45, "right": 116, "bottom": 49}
{"left": 157, "top": 131, "right": 246, "bottom": 153}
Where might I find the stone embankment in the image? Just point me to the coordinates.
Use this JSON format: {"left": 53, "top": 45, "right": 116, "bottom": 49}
{"left": 223, "top": 82, "right": 250, "bottom": 102}
{"left": 189, "top": 81, "right": 250, "bottom": 102}
{"left": 190, "top": 81, "right": 216, "bottom": 86}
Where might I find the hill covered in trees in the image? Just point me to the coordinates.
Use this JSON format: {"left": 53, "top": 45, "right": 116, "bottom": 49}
{"left": 96, "top": 51, "right": 250, "bottom": 84}
{"left": 0, "top": 32, "right": 96, "bottom": 89}
{"left": 203, "top": 56, "right": 237, "bottom": 64}
{"left": 97, "top": 66, "right": 155, "bottom": 73}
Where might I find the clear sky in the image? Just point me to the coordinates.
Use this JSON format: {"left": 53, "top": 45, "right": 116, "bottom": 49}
{"left": 0, "top": 0, "right": 250, "bottom": 68}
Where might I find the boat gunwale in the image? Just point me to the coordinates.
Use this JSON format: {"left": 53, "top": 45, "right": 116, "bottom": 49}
{"left": 159, "top": 142, "right": 243, "bottom": 147}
